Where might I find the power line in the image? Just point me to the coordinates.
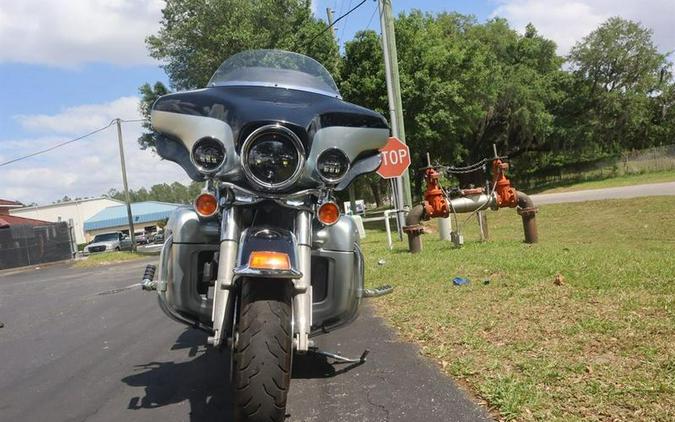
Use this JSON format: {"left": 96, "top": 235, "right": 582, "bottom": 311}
{"left": 339, "top": 0, "right": 353, "bottom": 43}
{"left": 336, "top": 0, "right": 346, "bottom": 19}
{"left": 119, "top": 118, "right": 149, "bottom": 123}
{"left": 0, "top": 120, "right": 115, "bottom": 167}
{"left": 366, "top": 2, "right": 378, "bottom": 30}
{"left": 302, "top": 0, "right": 369, "bottom": 51}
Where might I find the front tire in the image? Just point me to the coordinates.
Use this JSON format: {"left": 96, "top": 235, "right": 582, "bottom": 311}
{"left": 233, "top": 278, "right": 293, "bottom": 422}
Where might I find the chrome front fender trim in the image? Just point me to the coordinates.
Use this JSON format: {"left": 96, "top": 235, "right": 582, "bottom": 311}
{"left": 233, "top": 227, "right": 302, "bottom": 281}
{"left": 233, "top": 267, "right": 302, "bottom": 279}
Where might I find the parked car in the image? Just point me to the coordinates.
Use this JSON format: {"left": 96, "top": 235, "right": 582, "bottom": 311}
{"left": 151, "top": 231, "right": 164, "bottom": 244}
{"left": 84, "top": 232, "right": 133, "bottom": 254}
{"left": 134, "top": 231, "right": 148, "bottom": 245}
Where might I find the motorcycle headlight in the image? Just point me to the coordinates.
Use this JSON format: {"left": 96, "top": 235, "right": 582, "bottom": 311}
{"left": 241, "top": 125, "right": 305, "bottom": 190}
{"left": 317, "top": 148, "right": 350, "bottom": 183}
{"left": 191, "top": 137, "right": 226, "bottom": 174}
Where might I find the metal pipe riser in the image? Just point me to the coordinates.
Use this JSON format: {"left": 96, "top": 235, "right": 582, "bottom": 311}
{"left": 406, "top": 229, "right": 423, "bottom": 253}
{"left": 516, "top": 191, "right": 538, "bottom": 243}
{"left": 520, "top": 212, "right": 538, "bottom": 243}
{"left": 403, "top": 204, "right": 426, "bottom": 253}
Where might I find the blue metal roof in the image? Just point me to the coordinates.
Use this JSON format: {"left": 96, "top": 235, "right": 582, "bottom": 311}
{"left": 84, "top": 201, "right": 181, "bottom": 231}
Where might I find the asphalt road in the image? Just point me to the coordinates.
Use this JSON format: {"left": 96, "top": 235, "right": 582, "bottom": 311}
{"left": 0, "top": 259, "right": 491, "bottom": 422}
{"left": 530, "top": 181, "right": 675, "bottom": 205}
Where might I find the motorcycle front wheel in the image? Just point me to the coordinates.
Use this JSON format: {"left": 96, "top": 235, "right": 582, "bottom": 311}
{"left": 232, "top": 278, "right": 293, "bottom": 422}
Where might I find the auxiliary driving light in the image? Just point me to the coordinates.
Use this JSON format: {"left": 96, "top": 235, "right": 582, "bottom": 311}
{"left": 248, "top": 251, "right": 291, "bottom": 270}
{"left": 194, "top": 192, "right": 218, "bottom": 217}
{"left": 317, "top": 202, "right": 340, "bottom": 225}
{"left": 191, "top": 137, "right": 226, "bottom": 173}
{"left": 317, "top": 148, "right": 349, "bottom": 183}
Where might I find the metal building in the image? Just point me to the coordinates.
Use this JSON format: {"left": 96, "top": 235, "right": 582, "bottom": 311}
{"left": 83, "top": 201, "right": 181, "bottom": 239}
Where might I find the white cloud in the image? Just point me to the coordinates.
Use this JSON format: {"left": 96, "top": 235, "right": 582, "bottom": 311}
{"left": 14, "top": 97, "right": 142, "bottom": 135}
{"left": 0, "top": 96, "right": 192, "bottom": 204}
{"left": 492, "top": 0, "right": 675, "bottom": 57}
{"left": 0, "top": 0, "right": 164, "bottom": 67}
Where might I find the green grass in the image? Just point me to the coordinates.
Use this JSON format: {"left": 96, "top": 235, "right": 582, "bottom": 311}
{"left": 74, "top": 251, "right": 145, "bottom": 268}
{"left": 361, "top": 197, "right": 675, "bottom": 421}
{"left": 538, "top": 169, "right": 675, "bottom": 194}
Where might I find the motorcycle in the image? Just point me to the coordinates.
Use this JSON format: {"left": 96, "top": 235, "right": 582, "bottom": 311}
{"left": 148, "top": 49, "right": 390, "bottom": 421}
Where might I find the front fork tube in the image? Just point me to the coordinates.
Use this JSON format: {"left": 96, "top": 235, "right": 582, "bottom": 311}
{"left": 209, "top": 208, "right": 312, "bottom": 352}
{"left": 293, "top": 210, "right": 313, "bottom": 353}
{"left": 208, "top": 207, "right": 240, "bottom": 347}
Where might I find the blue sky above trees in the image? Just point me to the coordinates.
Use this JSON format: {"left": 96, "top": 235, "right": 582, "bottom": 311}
{"left": 0, "top": 0, "right": 673, "bottom": 204}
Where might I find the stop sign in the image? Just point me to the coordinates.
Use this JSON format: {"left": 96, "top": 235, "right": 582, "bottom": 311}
{"left": 377, "top": 137, "right": 411, "bottom": 179}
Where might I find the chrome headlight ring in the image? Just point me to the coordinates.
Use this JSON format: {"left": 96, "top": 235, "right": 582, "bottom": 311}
{"left": 240, "top": 124, "right": 306, "bottom": 191}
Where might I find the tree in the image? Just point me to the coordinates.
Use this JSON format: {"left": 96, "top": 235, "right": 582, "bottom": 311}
{"left": 340, "top": 30, "right": 391, "bottom": 204}
{"left": 104, "top": 182, "right": 204, "bottom": 204}
{"left": 650, "top": 82, "right": 675, "bottom": 145}
{"left": 137, "top": 82, "right": 170, "bottom": 149}
{"left": 146, "top": 0, "right": 339, "bottom": 91}
{"left": 342, "top": 12, "right": 564, "bottom": 195}
{"left": 340, "top": 30, "right": 388, "bottom": 116}
{"left": 567, "top": 17, "right": 672, "bottom": 152}
{"left": 570, "top": 17, "right": 668, "bottom": 96}
{"left": 138, "top": 0, "right": 339, "bottom": 149}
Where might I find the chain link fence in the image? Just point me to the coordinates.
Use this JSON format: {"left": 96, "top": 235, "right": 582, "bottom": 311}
{"left": 619, "top": 144, "right": 675, "bottom": 173}
{"left": 0, "top": 222, "right": 73, "bottom": 270}
{"left": 516, "top": 144, "right": 675, "bottom": 191}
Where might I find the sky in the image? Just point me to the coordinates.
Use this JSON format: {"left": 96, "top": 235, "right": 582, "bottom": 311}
{"left": 1, "top": 0, "right": 673, "bottom": 205}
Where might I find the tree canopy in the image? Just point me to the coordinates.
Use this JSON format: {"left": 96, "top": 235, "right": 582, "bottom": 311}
{"left": 106, "top": 181, "right": 204, "bottom": 205}
{"left": 565, "top": 17, "right": 672, "bottom": 153}
{"left": 341, "top": 12, "right": 566, "bottom": 191}
{"left": 147, "top": 0, "right": 339, "bottom": 90}
{"left": 137, "top": 0, "right": 339, "bottom": 149}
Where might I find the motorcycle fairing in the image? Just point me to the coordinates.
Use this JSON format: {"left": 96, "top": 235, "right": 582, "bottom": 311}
{"left": 151, "top": 86, "right": 390, "bottom": 189}
{"left": 153, "top": 86, "right": 387, "bottom": 142}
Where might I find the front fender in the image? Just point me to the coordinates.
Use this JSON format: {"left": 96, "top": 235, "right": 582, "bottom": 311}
{"left": 233, "top": 227, "right": 302, "bottom": 279}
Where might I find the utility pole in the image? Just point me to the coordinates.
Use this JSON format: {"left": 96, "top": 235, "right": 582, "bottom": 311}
{"left": 379, "top": 0, "right": 412, "bottom": 237}
{"left": 326, "top": 7, "right": 336, "bottom": 38}
{"left": 115, "top": 119, "right": 136, "bottom": 251}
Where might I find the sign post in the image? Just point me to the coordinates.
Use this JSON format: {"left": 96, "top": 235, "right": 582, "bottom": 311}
{"left": 377, "top": 137, "right": 411, "bottom": 239}
{"left": 379, "top": 0, "right": 413, "bottom": 240}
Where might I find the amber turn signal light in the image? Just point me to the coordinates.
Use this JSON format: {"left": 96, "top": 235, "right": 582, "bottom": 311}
{"left": 194, "top": 192, "right": 218, "bottom": 217}
{"left": 317, "top": 201, "right": 340, "bottom": 225}
{"left": 248, "top": 251, "right": 291, "bottom": 270}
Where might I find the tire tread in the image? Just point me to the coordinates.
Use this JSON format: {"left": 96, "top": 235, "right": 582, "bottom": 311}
{"left": 233, "top": 279, "right": 292, "bottom": 422}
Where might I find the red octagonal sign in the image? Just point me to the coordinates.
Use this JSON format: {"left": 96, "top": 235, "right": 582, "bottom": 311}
{"left": 377, "top": 137, "right": 411, "bottom": 179}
